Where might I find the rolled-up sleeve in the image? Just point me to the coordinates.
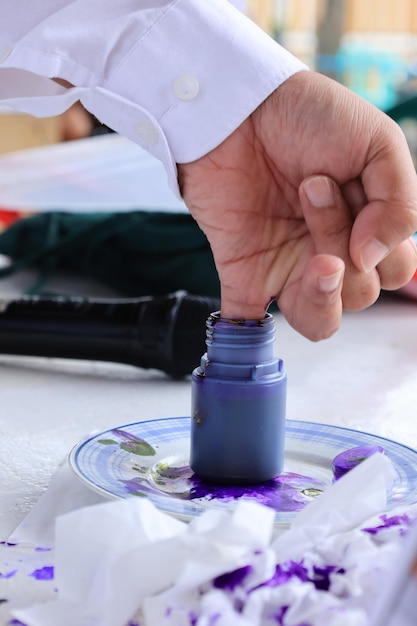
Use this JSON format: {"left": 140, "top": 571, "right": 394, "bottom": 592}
{"left": 0, "top": 0, "right": 307, "bottom": 195}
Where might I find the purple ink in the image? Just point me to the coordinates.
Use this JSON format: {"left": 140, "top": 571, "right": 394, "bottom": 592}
{"left": 188, "top": 611, "right": 198, "bottom": 625}
{"left": 30, "top": 566, "right": 54, "bottom": 581}
{"left": 35, "top": 547, "right": 52, "bottom": 552}
{"left": 271, "top": 605, "right": 289, "bottom": 625}
{"left": 251, "top": 559, "right": 342, "bottom": 593}
{"left": 213, "top": 565, "right": 253, "bottom": 591}
{"left": 190, "top": 313, "right": 287, "bottom": 484}
{"left": 332, "top": 445, "right": 385, "bottom": 479}
{"left": 311, "top": 565, "right": 345, "bottom": 591}
{"left": 0, "top": 570, "right": 17, "bottom": 579}
{"left": 362, "top": 513, "right": 412, "bottom": 535}
{"left": 121, "top": 467, "right": 325, "bottom": 513}
{"left": 121, "top": 463, "right": 326, "bottom": 513}
{"left": 189, "top": 471, "right": 325, "bottom": 512}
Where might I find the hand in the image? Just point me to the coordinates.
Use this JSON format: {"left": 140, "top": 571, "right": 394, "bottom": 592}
{"left": 178, "top": 71, "right": 417, "bottom": 340}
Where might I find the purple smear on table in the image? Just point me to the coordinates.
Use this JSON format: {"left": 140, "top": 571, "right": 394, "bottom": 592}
{"left": 35, "top": 547, "right": 51, "bottom": 552}
{"left": 30, "top": 566, "right": 54, "bottom": 581}
{"left": 213, "top": 565, "right": 253, "bottom": 591}
{"left": 0, "top": 570, "right": 17, "bottom": 579}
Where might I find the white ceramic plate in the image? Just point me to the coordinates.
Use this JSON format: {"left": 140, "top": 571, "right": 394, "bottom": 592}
{"left": 69, "top": 417, "right": 417, "bottom": 527}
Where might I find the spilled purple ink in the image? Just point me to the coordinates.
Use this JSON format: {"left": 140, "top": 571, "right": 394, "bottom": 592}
{"left": 189, "top": 471, "right": 325, "bottom": 512}
{"left": 30, "top": 566, "right": 54, "bottom": 581}
{"left": 0, "top": 570, "right": 17, "bottom": 580}
{"left": 121, "top": 461, "right": 326, "bottom": 514}
{"left": 35, "top": 547, "right": 52, "bottom": 553}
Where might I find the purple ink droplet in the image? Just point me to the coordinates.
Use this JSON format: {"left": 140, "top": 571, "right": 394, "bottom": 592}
{"left": 30, "top": 566, "right": 54, "bottom": 581}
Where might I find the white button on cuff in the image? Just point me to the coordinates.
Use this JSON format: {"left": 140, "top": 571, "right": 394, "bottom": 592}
{"left": 0, "top": 45, "right": 13, "bottom": 64}
{"left": 134, "top": 121, "right": 159, "bottom": 146}
{"left": 173, "top": 74, "right": 200, "bottom": 101}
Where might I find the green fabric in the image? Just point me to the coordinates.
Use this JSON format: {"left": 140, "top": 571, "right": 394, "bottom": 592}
{"left": 0, "top": 211, "right": 220, "bottom": 297}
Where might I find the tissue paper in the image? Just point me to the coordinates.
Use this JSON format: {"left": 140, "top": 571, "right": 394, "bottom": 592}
{"left": 13, "top": 453, "right": 417, "bottom": 626}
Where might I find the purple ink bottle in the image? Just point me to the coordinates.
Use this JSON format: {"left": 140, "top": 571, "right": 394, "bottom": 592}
{"left": 190, "top": 312, "right": 286, "bottom": 485}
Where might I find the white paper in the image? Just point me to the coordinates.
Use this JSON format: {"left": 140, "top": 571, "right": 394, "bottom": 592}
{"left": 13, "top": 454, "right": 417, "bottom": 626}
{"left": 9, "top": 462, "right": 106, "bottom": 548}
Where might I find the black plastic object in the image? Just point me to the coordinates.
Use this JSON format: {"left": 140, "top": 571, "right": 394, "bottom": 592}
{"left": 0, "top": 290, "right": 220, "bottom": 379}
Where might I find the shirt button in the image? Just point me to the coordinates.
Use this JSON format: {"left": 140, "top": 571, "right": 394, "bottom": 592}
{"left": 173, "top": 74, "right": 200, "bottom": 101}
{"left": 0, "top": 45, "right": 12, "bottom": 64}
{"left": 134, "top": 121, "right": 159, "bottom": 146}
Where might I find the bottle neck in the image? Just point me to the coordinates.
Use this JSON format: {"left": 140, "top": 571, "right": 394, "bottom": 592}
{"left": 205, "top": 312, "right": 276, "bottom": 365}
{"left": 195, "top": 312, "right": 282, "bottom": 380}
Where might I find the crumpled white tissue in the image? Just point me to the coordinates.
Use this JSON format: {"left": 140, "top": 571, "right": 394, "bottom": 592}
{"left": 13, "top": 452, "right": 417, "bottom": 626}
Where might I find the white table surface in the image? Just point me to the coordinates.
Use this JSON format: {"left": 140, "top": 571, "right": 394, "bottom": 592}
{"left": 0, "top": 277, "right": 416, "bottom": 623}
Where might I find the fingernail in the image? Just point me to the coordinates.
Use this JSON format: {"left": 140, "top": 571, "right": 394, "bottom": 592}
{"left": 360, "top": 239, "right": 389, "bottom": 272}
{"left": 303, "top": 176, "right": 335, "bottom": 207}
{"left": 318, "top": 268, "right": 344, "bottom": 292}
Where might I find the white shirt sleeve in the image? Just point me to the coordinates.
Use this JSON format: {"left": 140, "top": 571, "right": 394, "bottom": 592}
{"left": 0, "top": 0, "right": 307, "bottom": 196}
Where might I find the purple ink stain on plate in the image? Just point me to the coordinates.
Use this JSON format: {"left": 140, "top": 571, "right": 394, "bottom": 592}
{"left": 332, "top": 445, "right": 385, "bottom": 479}
{"left": 189, "top": 471, "right": 325, "bottom": 512}
{"left": 122, "top": 461, "right": 326, "bottom": 514}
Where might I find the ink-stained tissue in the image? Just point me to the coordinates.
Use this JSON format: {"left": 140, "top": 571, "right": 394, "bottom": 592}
{"left": 13, "top": 453, "right": 417, "bottom": 626}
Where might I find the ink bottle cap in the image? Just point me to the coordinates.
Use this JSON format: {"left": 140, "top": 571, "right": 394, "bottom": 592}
{"left": 190, "top": 312, "right": 287, "bottom": 485}
{"left": 332, "top": 445, "right": 385, "bottom": 480}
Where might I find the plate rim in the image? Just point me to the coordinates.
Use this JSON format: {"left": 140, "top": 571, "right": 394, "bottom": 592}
{"left": 68, "top": 417, "right": 417, "bottom": 522}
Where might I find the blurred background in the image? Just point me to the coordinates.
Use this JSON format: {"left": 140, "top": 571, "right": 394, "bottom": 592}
{"left": 248, "top": 0, "right": 417, "bottom": 110}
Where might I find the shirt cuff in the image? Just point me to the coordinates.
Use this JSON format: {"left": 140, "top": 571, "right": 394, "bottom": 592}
{"left": 106, "top": 0, "right": 308, "bottom": 165}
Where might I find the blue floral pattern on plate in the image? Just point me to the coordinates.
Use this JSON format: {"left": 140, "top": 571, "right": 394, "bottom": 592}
{"left": 68, "top": 417, "right": 417, "bottom": 527}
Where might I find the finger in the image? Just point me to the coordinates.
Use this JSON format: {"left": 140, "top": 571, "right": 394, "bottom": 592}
{"left": 341, "top": 178, "right": 367, "bottom": 217}
{"left": 377, "top": 236, "right": 417, "bottom": 291}
{"left": 300, "top": 175, "right": 381, "bottom": 311}
{"left": 278, "top": 254, "right": 345, "bottom": 341}
{"left": 350, "top": 120, "right": 417, "bottom": 273}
